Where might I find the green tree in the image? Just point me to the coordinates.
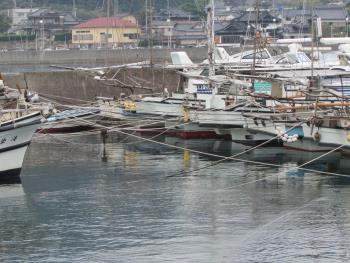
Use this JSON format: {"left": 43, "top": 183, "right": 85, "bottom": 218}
{"left": 180, "top": 0, "right": 207, "bottom": 18}
{"left": 0, "top": 15, "right": 10, "bottom": 33}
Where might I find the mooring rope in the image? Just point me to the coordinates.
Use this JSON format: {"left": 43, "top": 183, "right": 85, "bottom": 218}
{"left": 166, "top": 121, "right": 306, "bottom": 177}
{"left": 106, "top": 127, "right": 350, "bottom": 180}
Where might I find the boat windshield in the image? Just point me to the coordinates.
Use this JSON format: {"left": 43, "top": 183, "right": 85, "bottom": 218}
{"left": 295, "top": 53, "right": 311, "bottom": 63}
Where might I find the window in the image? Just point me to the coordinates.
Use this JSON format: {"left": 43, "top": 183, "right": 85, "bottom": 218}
{"left": 76, "top": 30, "right": 90, "bottom": 33}
{"left": 276, "top": 57, "right": 288, "bottom": 64}
{"left": 221, "top": 35, "right": 240, "bottom": 43}
{"left": 296, "top": 53, "right": 311, "bottom": 63}
{"left": 123, "top": 33, "right": 139, "bottom": 39}
{"left": 73, "top": 34, "right": 93, "bottom": 41}
{"left": 242, "top": 50, "right": 270, "bottom": 60}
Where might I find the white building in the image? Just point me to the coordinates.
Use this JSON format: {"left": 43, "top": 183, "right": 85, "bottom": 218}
{"left": 8, "top": 8, "right": 38, "bottom": 25}
{"left": 7, "top": 8, "right": 39, "bottom": 34}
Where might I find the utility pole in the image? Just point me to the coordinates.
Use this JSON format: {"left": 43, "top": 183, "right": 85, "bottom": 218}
{"left": 72, "top": 0, "right": 77, "bottom": 17}
{"left": 106, "top": 0, "right": 110, "bottom": 48}
{"left": 13, "top": 0, "right": 17, "bottom": 8}
{"left": 207, "top": 0, "right": 215, "bottom": 77}
{"left": 167, "top": 0, "right": 172, "bottom": 48}
{"left": 114, "top": 0, "right": 119, "bottom": 16}
{"left": 145, "top": 0, "right": 148, "bottom": 49}
{"left": 107, "top": 0, "right": 110, "bottom": 17}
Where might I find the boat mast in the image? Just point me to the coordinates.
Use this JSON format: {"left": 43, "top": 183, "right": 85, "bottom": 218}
{"left": 207, "top": 0, "right": 215, "bottom": 78}
{"left": 150, "top": 0, "right": 154, "bottom": 66}
{"left": 311, "top": 6, "right": 315, "bottom": 83}
{"left": 252, "top": 0, "right": 260, "bottom": 78}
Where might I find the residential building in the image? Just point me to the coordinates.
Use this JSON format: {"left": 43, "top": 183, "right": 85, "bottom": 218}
{"left": 214, "top": 1, "right": 239, "bottom": 21}
{"left": 282, "top": 6, "right": 348, "bottom": 38}
{"left": 215, "top": 10, "right": 282, "bottom": 44}
{"left": 8, "top": 8, "right": 38, "bottom": 26}
{"left": 7, "top": 8, "right": 39, "bottom": 34}
{"left": 152, "top": 20, "right": 175, "bottom": 47}
{"left": 157, "top": 8, "right": 200, "bottom": 22}
{"left": 72, "top": 17, "right": 140, "bottom": 48}
{"left": 22, "top": 9, "right": 79, "bottom": 37}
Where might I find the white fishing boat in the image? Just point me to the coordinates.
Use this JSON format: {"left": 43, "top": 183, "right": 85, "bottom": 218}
{"left": 135, "top": 96, "right": 185, "bottom": 117}
{"left": 0, "top": 111, "right": 44, "bottom": 183}
{"left": 0, "top": 73, "right": 47, "bottom": 182}
{"left": 282, "top": 120, "right": 350, "bottom": 153}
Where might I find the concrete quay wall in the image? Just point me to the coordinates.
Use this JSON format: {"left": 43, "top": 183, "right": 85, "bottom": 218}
{"left": 4, "top": 68, "right": 181, "bottom": 103}
{"left": 0, "top": 48, "right": 209, "bottom": 65}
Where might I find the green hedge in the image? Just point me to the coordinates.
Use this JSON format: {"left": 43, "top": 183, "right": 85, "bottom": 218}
{"left": 54, "top": 32, "right": 72, "bottom": 41}
{"left": 0, "top": 34, "right": 35, "bottom": 42}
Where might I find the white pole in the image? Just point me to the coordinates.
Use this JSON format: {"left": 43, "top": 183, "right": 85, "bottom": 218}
{"left": 207, "top": 0, "right": 215, "bottom": 77}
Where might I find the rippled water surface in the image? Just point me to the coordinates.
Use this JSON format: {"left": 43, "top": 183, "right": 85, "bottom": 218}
{"left": 1, "top": 133, "right": 350, "bottom": 262}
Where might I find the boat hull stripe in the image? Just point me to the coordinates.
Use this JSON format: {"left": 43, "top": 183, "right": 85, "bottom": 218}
{"left": 0, "top": 141, "right": 31, "bottom": 154}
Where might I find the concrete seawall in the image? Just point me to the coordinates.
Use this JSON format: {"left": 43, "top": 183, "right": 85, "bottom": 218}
{"left": 4, "top": 68, "right": 181, "bottom": 103}
{"left": 0, "top": 46, "right": 243, "bottom": 102}
{"left": 0, "top": 48, "right": 209, "bottom": 65}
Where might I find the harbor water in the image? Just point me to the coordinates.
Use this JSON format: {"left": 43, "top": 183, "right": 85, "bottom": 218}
{"left": 1, "top": 132, "right": 350, "bottom": 262}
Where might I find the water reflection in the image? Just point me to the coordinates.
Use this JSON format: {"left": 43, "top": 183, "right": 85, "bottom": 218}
{"left": 1, "top": 133, "right": 350, "bottom": 262}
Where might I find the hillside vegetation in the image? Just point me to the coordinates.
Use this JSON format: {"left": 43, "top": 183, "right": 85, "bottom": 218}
{"left": 1, "top": 0, "right": 339, "bottom": 21}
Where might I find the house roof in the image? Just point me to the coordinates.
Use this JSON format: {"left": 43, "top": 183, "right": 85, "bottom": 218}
{"left": 158, "top": 8, "right": 197, "bottom": 18}
{"left": 216, "top": 21, "right": 254, "bottom": 35}
{"left": 152, "top": 20, "right": 176, "bottom": 27}
{"left": 28, "top": 8, "right": 63, "bottom": 18}
{"left": 173, "top": 21, "right": 205, "bottom": 32}
{"left": 234, "top": 10, "right": 281, "bottom": 23}
{"left": 283, "top": 6, "right": 348, "bottom": 22}
{"left": 315, "top": 6, "right": 348, "bottom": 21}
{"left": 73, "top": 17, "right": 138, "bottom": 29}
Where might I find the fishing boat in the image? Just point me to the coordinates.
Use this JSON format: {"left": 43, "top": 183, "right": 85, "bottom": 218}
{"left": 0, "top": 111, "right": 43, "bottom": 183}
{"left": 37, "top": 108, "right": 101, "bottom": 134}
{"left": 0, "top": 76, "right": 45, "bottom": 183}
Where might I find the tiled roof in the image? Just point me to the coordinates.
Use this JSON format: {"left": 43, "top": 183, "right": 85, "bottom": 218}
{"left": 73, "top": 17, "right": 138, "bottom": 29}
{"left": 283, "top": 6, "right": 348, "bottom": 21}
